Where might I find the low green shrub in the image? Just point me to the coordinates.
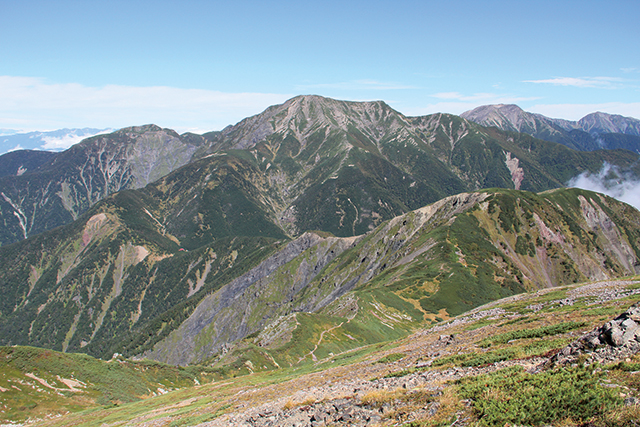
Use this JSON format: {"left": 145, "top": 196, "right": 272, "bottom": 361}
{"left": 457, "top": 365, "right": 621, "bottom": 426}
{"left": 432, "top": 348, "right": 517, "bottom": 368}
{"left": 478, "top": 321, "right": 585, "bottom": 347}
{"left": 376, "top": 352, "right": 405, "bottom": 364}
{"left": 461, "top": 349, "right": 517, "bottom": 367}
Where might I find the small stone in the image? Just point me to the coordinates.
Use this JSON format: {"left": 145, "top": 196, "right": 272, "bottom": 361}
{"left": 587, "top": 336, "right": 601, "bottom": 348}
{"left": 427, "top": 401, "right": 441, "bottom": 416}
{"left": 370, "top": 414, "right": 382, "bottom": 422}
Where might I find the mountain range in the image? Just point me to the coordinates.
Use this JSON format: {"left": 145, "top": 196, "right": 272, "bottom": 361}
{"left": 461, "top": 104, "right": 640, "bottom": 152}
{"left": 1, "top": 96, "right": 639, "bottom": 247}
{"left": 1, "top": 95, "right": 639, "bottom": 366}
{"left": 1, "top": 95, "right": 640, "bottom": 425}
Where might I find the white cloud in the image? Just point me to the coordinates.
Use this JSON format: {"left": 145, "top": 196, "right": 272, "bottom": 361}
{"left": 40, "top": 130, "right": 112, "bottom": 150}
{"left": 0, "top": 76, "right": 293, "bottom": 132}
{"left": 523, "top": 76, "right": 625, "bottom": 88}
{"left": 401, "top": 93, "right": 540, "bottom": 117}
{"left": 568, "top": 162, "right": 640, "bottom": 211}
{"left": 528, "top": 102, "right": 640, "bottom": 121}
{"left": 430, "top": 91, "right": 540, "bottom": 103}
{"left": 295, "top": 79, "right": 417, "bottom": 91}
{"left": 431, "top": 92, "right": 492, "bottom": 101}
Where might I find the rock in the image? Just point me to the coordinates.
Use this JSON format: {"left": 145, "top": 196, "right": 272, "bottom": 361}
{"left": 587, "top": 335, "right": 602, "bottom": 348}
{"left": 439, "top": 334, "right": 455, "bottom": 345}
{"left": 427, "top": 401, "right": 440, "bottom": 417}
{"left": 542, "top": 302, "right": 640, "bottom": 369}
{"left": 609, "top": 327, "right": 625, "bottom": 346}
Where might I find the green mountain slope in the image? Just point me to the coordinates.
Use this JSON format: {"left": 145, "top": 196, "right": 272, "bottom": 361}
{"left": 201, "top": 95, "right": 639, "bottom": 237}
{"left": 145, "top": 188, "right": 640, "bottom": 366}
{"left": 0, "top": 125, "right": 215, "bottom": 246}
{"left": 0, "top": 149, "right": 57, "bottom": 178}
{"left": 0, "top": 346, "right": 218, "bottom": 423}
{"left": 0, "top": 153, "right": 292, "bottom": 359}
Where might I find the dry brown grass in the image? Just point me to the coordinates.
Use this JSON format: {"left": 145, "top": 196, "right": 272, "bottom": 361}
{"left": 301, "top": 396, "right": 317, "bottom": 406}
{"left": 360, "top": 388, "right": 400, "bottom": 408}
{"left": 282, "top": 399, "right": 296, "bottom": 411}
{"left": 419, "top": 386, "right": 467, "bottom": 427}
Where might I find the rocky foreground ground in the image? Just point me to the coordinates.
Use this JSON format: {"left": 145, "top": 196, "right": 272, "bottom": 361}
{"left": 193, "top": 281, "right": 640, "bottom": 427}
{"left": 25, "top": 279, "right": 640, "bottom": 427}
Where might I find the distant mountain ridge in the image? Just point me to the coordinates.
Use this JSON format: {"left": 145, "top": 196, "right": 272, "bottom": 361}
{"left": 1, "top": 95, "right": 640, "bottom": 247}
{"left": 579, "top": 111, "right": 640, "bottom": 135}
{"left": 461, "top": 104, "right": 640, "bottom": 152}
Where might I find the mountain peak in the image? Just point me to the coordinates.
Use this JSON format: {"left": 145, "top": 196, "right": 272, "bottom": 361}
{"left": 461, "top": 104, "right": 524, "bottom": 118}
{"left": 218, "top": 95, "right": 402, "bottom": 151}
{"left": 116, "top": 124, "right": 165, "bottom": 134}
{"left": 461, "top": 104, "right": 538, "bottom": 133}
{"left": 463, "top": 104, "right": 640, "bottom": 142}
{"left": 578, "top": 111, "right": 640, "bottom": 136}
{"left": 461, "top": 104, "right": 640, "bottom": 151}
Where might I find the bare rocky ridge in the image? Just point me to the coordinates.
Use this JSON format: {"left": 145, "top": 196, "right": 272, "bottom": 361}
{"left": 461, "top": 104, "right": 640, "bottom": 138}
{"left": 579, "top": 112, "right": 640, "bottom": 136}
{"left": 461, "top": 104, "right": 578, "bottom": 136}
{"left": 217, "top": 96, "right": 405, "bottom": 152}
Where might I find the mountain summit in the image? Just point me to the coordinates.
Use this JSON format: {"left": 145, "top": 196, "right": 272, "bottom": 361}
{"left": 578, "top": 111, "right": 640, "bottom": 136}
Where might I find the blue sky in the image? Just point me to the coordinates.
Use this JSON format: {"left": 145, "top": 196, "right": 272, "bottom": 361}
{"left": 2, "top": 0, "right": 639, "bottom": 134}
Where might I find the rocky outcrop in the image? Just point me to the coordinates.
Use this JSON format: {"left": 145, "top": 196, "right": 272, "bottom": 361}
{"left": 238, "top": 399, "right": 385, "bottom": 427}
{"left": 544, "top": 302, "right": 640, "bottom": 368}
